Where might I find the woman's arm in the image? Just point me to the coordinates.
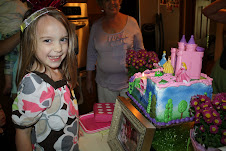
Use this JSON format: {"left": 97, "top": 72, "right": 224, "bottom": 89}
{"left": 86, "top": 70, "right": 93, "bottom": 94}
{"left": 130, "top": 17, "right": 144, "bottom": 50}
{"left": 0, "top": 32, "right": 20, "bottom": 56}
{"left": 202, "top": 0, "right": 226, "bottom": 24}
{"left": 86, "top": 24, "right": 98, "bottom": 94}
{"left": 15, "top": 127, "right": 32, "bottom": 151}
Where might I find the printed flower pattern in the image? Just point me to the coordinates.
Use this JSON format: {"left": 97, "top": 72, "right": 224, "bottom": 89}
{"left": 54, "top": 120, "right": 79, "bottom": 150}
{"left": 12, "top": 72, "right": 79, "bottom": 150}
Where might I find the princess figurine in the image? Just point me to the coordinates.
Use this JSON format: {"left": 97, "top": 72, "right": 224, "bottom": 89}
{"left": 158, "top": 51, "right": 167, "bottom": 66}
{"left": 176, "top": 62, "right": 191, "bottom": 83}
{"left": 163, "top": 57, "right": 174, "bottom": 74}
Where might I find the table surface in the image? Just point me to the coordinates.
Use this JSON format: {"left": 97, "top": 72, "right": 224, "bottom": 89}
{"left": 79, "top": 126, "right": 111, "bottom": 151}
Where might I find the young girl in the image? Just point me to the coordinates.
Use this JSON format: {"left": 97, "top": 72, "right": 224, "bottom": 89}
{"left": 12, "top": 7, "right": 79, "bottom": 151}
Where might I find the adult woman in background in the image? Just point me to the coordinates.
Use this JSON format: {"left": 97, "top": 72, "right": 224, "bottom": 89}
{"left": 86, "top": 0, "right": 144, "bottom": 103}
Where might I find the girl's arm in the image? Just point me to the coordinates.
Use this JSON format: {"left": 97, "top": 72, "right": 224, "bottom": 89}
{"left": 0, "top": 32, "right": 20, "bottom": 56}
{"left": 15, "top": 127, "right": 33, "bottom": 151}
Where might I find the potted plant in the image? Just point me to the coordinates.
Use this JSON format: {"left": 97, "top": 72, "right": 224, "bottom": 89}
{"left": 189, "top": 93, "right": 226, "bottom": 151}
{"left": 126, "top": 49, "right": 159, "bottom": 77}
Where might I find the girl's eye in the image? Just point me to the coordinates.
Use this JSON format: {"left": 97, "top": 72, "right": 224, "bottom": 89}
{"left": 44, "top": 39, "right": 51, "bottom": 43}
{"left": 61, "top": 37, "right": 68, "bottom": 42}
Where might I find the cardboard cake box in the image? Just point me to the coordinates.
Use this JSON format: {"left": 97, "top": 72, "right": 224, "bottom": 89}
{"left": 93, "top": 103, "right": 115, "bottom": 123}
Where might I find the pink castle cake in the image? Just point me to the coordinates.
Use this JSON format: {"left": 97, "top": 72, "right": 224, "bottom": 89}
{"left": 127, "top": 35, "right": 213, "bottom": 127}
{"left": 171, "top": 35, "right": 205, "bottom": 79}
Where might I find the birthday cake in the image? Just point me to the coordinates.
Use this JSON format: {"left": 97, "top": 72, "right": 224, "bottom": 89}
{"left": 127, "top": 35, "right": 213, "bottom": 127}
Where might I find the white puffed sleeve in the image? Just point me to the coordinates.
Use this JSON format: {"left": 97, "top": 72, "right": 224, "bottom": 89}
{"left": 12, "top": 73, "right": 55, "bottom": 128}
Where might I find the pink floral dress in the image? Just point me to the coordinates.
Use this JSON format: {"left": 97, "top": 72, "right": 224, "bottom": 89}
{"left": 12, "top": 72, "right": 79, "bottom": 151}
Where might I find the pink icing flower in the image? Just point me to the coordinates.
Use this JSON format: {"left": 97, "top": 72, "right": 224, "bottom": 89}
{"left": 210, "top": 125, "right": 219, "bottom": 134}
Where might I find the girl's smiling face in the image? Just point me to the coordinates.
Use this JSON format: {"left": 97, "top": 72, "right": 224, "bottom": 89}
{"left": 35, "top": 15, "right": 68, "bottom": 71}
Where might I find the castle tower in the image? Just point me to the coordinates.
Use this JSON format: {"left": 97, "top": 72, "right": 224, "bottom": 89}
{"left": 175, "top": 35, "right": 204, "bottom": 79}
{"left": 170, "top": 48, "right": 177, "bottom": 70}
{"left": 174, "top": 35, "right": 187, "bottom": 75}
{"left": 178, "top": 35, "right": 187, "bottom": 51}
{"left": 186, "top": 35, "right": 197, "bottom": 51}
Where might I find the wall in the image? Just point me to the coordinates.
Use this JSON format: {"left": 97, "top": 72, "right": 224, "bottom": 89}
{"left": 87, "top": 0, "right": 103, "bottom": 26}
{"left": 160, "top": 4, "right": 180, "bottom": 54}
{"left": 139, "top": 0, "right": 158, "bottom": 26}
{"left": 140, "top": 0, "right": 180, "bottom": 55}
{"left": 87, "top": 0, "right": 101, "bottom": 14}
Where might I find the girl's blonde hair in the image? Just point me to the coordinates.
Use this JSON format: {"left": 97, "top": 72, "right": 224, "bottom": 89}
{"left": 182, "top": 62, "right": 187, "bottom": 70}
{"left": 17, "top": 8, "right": 77, "bottom": 89}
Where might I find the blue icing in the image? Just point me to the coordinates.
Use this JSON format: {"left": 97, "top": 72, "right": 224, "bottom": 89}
{"left": 131, "top": 78, "right": 213, "bottom": 123}
{"left": 155, "top": 83, "right": 212, "bottom": 122}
